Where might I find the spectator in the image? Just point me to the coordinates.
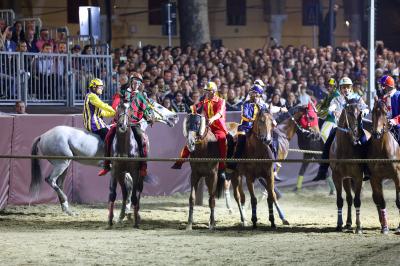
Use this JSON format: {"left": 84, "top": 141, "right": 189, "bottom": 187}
{"left": 25, "top": 30, "right": 38, "bottom": 53}
{"left": 15, "top": 101, "right": 27, "bottom": 114}
{"left": 171, "top": 91, "right": 190, "bottom": 113}
{"left": 11, "top": 21, "right": 24, "bottom": 44}
{"left": 3, "top": 27, "right": 16, "bottom": 52}
{"left": 162, "top": 97, "right": 174, "bottom": 112}
{"left": 0, "top": 18, "right": 6, "bottom": 34}
{"left": 285, "top": 92, "right": 300, "bottom": 109}
{"left": 297, "top": 84, "right": 311, "bottom": 105}
{"left": 16, "top": 41, "right": 28, "bottom": 53}
{"left": 35, "top": 28, "right": 54, "bottom": 52}
{"left": 226, "top": 88, "right": 242, "bottom": 111}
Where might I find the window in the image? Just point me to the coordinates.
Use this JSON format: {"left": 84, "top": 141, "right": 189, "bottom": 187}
{"left": 226, "top": 0, "right": 246, "bottom": 25}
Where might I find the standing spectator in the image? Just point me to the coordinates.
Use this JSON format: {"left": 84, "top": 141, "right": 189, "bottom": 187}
{"left": 3, "top": 27, "right": 16, "bottom": 52}
{"left": 0, "top": 18, "right": 6, "bottom": 33}
{"left": 35, "top": 28, "right": 54, "bottom": 52}
{"left": 285, "top": 92, "right": 300, "bottom": 109}
{"left": 11, "top": 21, "right": 24, "bottom": 44}
{"left": 16, "top": 41, "right": 28, "bottom": 52}
{"left": 298, "top": 84, "right": 311, "bottom": 105}
{"left": 25, "top": 30, "right": 38, "bottom": 53}
{"left": 36, "top": 42, "right": 56, "bottom": 99}
{"left": 15, "top": 101, "right": 27, "bottom": 114}
{"left": 310, "top": 75, "right": 328, "bottom": 101}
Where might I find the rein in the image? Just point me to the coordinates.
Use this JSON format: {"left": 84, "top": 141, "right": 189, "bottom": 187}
{"left": 287, "top": 110, "right": 319, "bottom": 136}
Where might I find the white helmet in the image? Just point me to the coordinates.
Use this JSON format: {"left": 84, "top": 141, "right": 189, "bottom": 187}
{"left": 339, "top": 77, "right": 353, "bottom": 86}
{"left": 254, "top": 79, "right": 265, "bottom": 88}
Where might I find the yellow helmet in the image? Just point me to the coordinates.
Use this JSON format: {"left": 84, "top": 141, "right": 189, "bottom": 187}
{"left": 89, "top": 78, "right": 104, "bottom": 89}
{"left": 204, "top": 81, "right": 217, "bottom": 92}
{"left": 328, "top": 78, "right": 336, "bottom": 86}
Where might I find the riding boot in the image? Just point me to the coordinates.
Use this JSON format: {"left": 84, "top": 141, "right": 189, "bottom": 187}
{"left": 98, "top": 127, "right": 115, "bottom": 176}
{"left": 313, "top": 127, "right": 336, "bottom": 181}
{"left": 132, "top": 125, "right": 148, "bottom": 178}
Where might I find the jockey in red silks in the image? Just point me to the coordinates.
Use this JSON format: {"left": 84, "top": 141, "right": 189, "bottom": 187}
{"left": 98, "top": 72, "right": 153, "bottom": 177}
{"left": 171, "top": 81, "right": 228, "bottom": 180}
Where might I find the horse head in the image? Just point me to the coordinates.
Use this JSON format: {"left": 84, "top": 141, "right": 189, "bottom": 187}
{"left": 117, "top": 101, "right": 131, "bottom": 133}
{"left": 341, "top": 97, "right": 363, "bottom": 145}
{"left": 253, "top": 110, "right": 274, "bottom": 145}
{"left": 183, "top": 113, "right": 206, "bottom": 152}
{"left": 372, "top": 99, "right": 389, "bottom": 139}
{"left": 147, "top": 98, "right": 179, "bottom": 127}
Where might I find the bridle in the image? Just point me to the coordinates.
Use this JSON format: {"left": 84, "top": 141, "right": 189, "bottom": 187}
{"left": 372, "top": 101, "right": 390, "bottom": 139}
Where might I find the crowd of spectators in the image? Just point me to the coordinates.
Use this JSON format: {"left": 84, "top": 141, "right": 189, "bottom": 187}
{"left": 1, "top": 17, "right": 400, "bottom": 112}
{"left": 111, "top": 40, "right": 400, "bottom": 113}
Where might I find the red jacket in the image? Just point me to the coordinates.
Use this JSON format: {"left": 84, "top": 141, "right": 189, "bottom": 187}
{"left": 194, "top": 95, "right": 227, "bottom": 133}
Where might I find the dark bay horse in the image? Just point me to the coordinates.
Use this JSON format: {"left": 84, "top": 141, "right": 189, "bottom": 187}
{"left": 330, "top": 98, "right": 367, "bottom": 233}
{"left": 107, "top": 101, "right": 144, "bottom": 228}
{"left": 231, "top": 110, "right": 289, "bottom": 228}
{"left": 368, "top": 99, "right": 400, "bottom": 234}
{"left": 184, "top": 113, "right": 225, "bottom": 230}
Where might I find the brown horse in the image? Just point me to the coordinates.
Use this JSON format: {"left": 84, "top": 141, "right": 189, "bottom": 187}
{"left": 231, "top": 110, "right": 289, "bottom": 228}
{"left": 107, "top": 101, "right": 144, "bottom": 228}
{"left": 368, "top": 99, "right": 400, "bottom": 234}
{"left": 184, "top": 113, "right": 225, "bottom": 230}
{"left": 329, "top": 98, "right": 367, "bottom": 233}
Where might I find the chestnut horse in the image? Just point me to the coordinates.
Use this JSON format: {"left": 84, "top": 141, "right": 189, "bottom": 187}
{"left": 329, "top": 98, "right": 367, "bottom": 233}
{"left": 183, "top": 113, "right": 225, "bottom": 230}
{"left": 368, "top": 99, "right": 400, "bottom": 234}
{"left": 231, "top": 110, "right": 289, "bottom": 228}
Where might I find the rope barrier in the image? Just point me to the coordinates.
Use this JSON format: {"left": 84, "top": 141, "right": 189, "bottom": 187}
{"left": 0, "top": 154, "right": 399, "bottom": 164}
{"left": 288, "top": 148, "right": 323, "bottom": 155}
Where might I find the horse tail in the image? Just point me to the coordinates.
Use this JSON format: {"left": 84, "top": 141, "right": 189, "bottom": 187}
{"left": 30, "top": 137, "right": 42, "bottom": 195}
{"left": 216, "top": 171, "right": 225, "bottom": 199}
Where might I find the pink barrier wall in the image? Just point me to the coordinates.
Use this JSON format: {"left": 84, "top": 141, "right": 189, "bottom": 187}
{"left": 0, "top": 113, "right": 318, "bottom": 209}
{"left": 0, "top": 116, "right": 13, "bottom": 210}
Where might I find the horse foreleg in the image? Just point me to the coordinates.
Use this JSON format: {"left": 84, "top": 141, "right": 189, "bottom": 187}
{"left": 333, "top": 173, "right": 344, "bottom": 231}
{"left": 224, "top": 179, "right": 233, "bottom": 214}
{"left": 205, "top": 176, "right": 216, "bottom": 230}
{"left": 187, "top": 174, "right": 198, "bottom": 231}
{"left": 118, "top": 177, "right": 128, "bottom": 224}
{"left": 343, "top": 178, "right": 353, "bottom": 232}
{"left": 295, "top": 161, "right": 309, "bottom": 192}
{"left": 247, "top": 177, "right": 258, "bottom": 229}
{"left": 133, "top": 190, "right": 142, "bottom": 228}
{"left": 351, "top": 175, "right": 363, "bottom": 234}
{"left": 107, "top": 176, "right": 118, "bottom": 228}
{"left": 371, "top": 177, "right": 388, "bottom": 234}
{"left": 45, "top": 160, "right": 72, "bottom": 215}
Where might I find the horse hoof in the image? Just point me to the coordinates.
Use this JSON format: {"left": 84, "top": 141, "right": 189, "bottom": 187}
{"left": 336, "top": 226, "right": 343, "bottom": 232}
{"left": 271, "top": 224, "right": 277, "bottom": 230}
{"left": 381, "top": 227, "right": 389, "bottom": 234}
{"left": 127, "top": 214, "right": 133, "bottom": 222}
{"left": 133, "top": 224, "right": 139, "bottom": 229}
{"left": 355, "top": 228, "right": 363, "bottom": 234}
{"left": 240, "top": 221, "right": 247, "bottom": 228}
{"left": 106, "top": 224, "right": 113, "bottom": 230}
{"left": 282, "top": 219, "right": 290, "bottom": 226}
{"left": 395, "top": 228, "right": 400, "bottom": 235}
{"left": 329, "top": 191, "right": 335, "bottom": 196}
{"left": 228, "top": 209, "right": 233, "bottom": 215}
{"left": 186, "top": 224, "right": 193, "bottom": 231}
{"left": 252, "top": 223, "right": 257, "bottom": 230}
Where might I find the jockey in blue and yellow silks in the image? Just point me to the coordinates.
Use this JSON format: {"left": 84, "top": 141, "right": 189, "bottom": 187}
{"left": 83, "top": 78, "right": 116, "bottom": 141}
{"left": 226, "top": 84, "right": 268, "bottom": 172}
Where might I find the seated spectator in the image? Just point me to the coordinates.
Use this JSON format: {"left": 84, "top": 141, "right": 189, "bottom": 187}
{"left": 226, "top": 88, "right": 242, "bottom": 111}
{"left": 309, "top": 75, "right": 328, "bottom": 101}
{"left": 71, "top": 44, "right": 81, "bottom": 54}
{"left": 16, "top": 41, "right": 28, "bottom": 52}
{"left": 171, "top": 91, "right": 190, "bottom": 113}
{"left": 164, "top": 81, "right": 179, "bottom": 100}
{"left": 162, "top": 97, "right": 174, "bottom": 112}
{"left": 285, "top": 92, "right": 300, "bottom": 109}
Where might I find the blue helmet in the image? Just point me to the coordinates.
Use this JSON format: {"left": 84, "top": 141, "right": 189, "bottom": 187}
{"left": 251, "top": 84, "right": 264, "bottom": 95}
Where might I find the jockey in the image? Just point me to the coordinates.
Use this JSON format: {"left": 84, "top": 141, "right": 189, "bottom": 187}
{"left": 98, "top": 72, "right": 154, "bottom": 177}
{"left": 226, "top": 84, "right": 267, "bottom": 172}
{"left": 313, "top": 77, "right": 369, "bottom": 181}
{"left": 171, "top": 81, "right": 228, "bottom": 180}
{"left": 83, "top": 78, "right": 116, "bottom": 141}
{"left": 377, "top": 75, "right": 400, "bottom": 143}
{"left": 317, "top": 78, "right": 340, "bottom": 142}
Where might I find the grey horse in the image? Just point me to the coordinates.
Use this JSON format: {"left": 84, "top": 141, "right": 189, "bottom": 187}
{"left": 30, "top": 100, "right": 178, "bottom": 215}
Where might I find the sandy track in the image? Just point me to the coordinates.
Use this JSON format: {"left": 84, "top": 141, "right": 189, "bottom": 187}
{"left": 1, "top": 184, "right": 400, "bottom": 265}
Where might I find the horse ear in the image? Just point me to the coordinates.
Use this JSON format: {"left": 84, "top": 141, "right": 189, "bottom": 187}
{"left": 182, "top": 116, "right": 188, "bottom": 138}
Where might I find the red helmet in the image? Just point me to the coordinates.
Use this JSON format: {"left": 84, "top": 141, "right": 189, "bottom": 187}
{"left": 380, "top": 75, "right": 395, "bottom": 88}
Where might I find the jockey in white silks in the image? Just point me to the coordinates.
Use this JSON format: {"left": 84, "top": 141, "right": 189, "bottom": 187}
{"left": 313, "top": 77, "right": 370, "bottom": 181}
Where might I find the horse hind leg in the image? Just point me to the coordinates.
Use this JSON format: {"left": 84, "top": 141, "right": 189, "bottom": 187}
{"left": 107, "top": 176, "right": 118, "bottom": 228}
{"left": 246, "top": 178, "right": 258, "bottom": 229}
{"left": 371, "top": 177, "right": 388, "bottom": 234}
{"left": 224, "top": 180, "right": 233, "bottom": 214}
{"left": 45, "top": 160, "right": 72, "bottom": 215}
{"left": 333, "top": 173, "right": 344, "bottom": 231}
{"left": 187, "top": 174, "right": 200, "bottom": 231}
{"left": 353, "top": 177, "right": 363, "bottom": 234}
{"left": 231, "top": 174, "right": 247, "bottom": 227}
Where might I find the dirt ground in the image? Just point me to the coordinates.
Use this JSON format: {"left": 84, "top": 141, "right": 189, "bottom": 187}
{"left": 1, "top": 183, "right": 400, "bottom": 265}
